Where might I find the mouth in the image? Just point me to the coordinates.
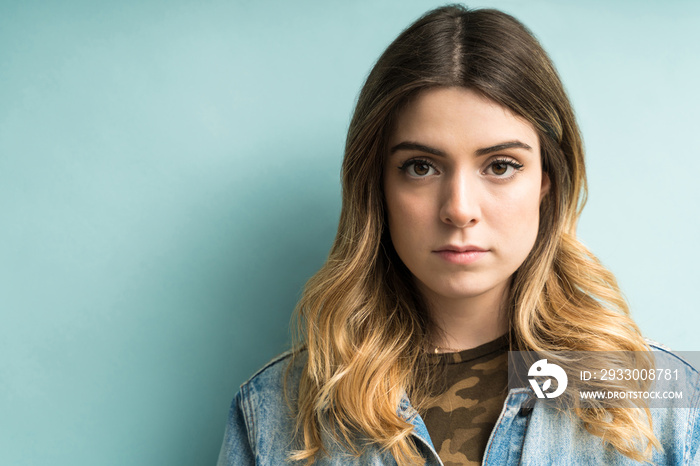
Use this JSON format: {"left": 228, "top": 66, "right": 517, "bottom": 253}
{"left": 433, "top": 245, "right": 489, "bottom": 265}
{"left": 434, "top": 245, "right": 488, "bottom": 253}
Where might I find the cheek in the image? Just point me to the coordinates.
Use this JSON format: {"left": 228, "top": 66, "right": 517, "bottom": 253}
{"left": 486, "top": 183, "right": 542, "bottom": 245}
{"left": 385, "top": 187, "right": 434, "bottom": 247}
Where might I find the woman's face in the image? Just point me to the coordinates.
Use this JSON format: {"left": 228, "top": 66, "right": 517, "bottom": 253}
{"left": 383, "top": 87, "right": 549, "bottom": 308}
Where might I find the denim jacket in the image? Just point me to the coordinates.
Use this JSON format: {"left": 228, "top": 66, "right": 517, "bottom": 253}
{"left": 217, "top": 342, "right": 700, "bottom": 465}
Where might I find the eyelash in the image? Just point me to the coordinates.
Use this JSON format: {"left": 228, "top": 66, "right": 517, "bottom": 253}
{"left": 397, "top": 157, "right": 438, "bottom": 177}
{"left": 397, "top": 157, "right": 524, "bottom": 178}
{"left": 488, "top": 158, "right": 524, "bottom": 178}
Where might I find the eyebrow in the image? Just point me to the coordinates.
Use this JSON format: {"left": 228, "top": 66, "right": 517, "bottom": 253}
{"left": 389, "top": 140, "right": 532, "bottom": 157}
{"left": 389, "top": 142, "right": 446, "bottom": 156}
{"left": 475, "top": 141, "right": 532, "bottom": 156}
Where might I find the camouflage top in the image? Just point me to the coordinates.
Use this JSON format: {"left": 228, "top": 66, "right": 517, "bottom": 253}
{"left": 422, "top": 334, "right": 509, "bottom": 466}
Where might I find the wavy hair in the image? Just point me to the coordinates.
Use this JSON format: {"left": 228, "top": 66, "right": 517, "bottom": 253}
{"left": 289, "top": 5, "right": 659, "bottom": 464}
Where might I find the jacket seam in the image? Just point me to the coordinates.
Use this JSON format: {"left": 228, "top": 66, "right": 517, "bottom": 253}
{"left": 409, "top": 429, "right": 444, "bottom": 466}
{"left": 483, "top": 394, "right": 516, "bottom": 463}
{"left": 239, "top": 382, "right": 258, "bottom": 458}
{"left": 482, "top": 389, "right": 531, "bottom": 464}
{"left": 647, "top": 341, "right": 699, "bottom": 375}
{"left": 240, "top": 349, "right": 296, "bottom": 389}
{"left": 683, "top": 373, "right": 700, "bottom": 464}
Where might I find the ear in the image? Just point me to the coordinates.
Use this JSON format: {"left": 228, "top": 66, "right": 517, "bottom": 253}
{"left": 539, "top": 171, "right": 551, "bottom": 203}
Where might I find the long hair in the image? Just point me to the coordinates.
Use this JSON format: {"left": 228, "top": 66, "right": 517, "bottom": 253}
{"left": 289, "top": 5, "right": 659, "bottom": 464}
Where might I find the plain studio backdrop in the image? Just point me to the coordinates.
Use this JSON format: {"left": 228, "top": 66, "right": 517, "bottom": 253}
{"left": 1, "top": 1, "right": 698, "bottom": 464}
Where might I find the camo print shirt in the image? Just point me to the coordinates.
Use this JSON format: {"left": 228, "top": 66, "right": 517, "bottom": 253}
{"left": 421, "top": 334, "right": 509, "bottom": 466}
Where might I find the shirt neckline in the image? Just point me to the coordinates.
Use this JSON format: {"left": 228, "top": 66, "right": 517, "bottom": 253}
{"left": 429, "top": 333, "right": 510, "bottom": 365}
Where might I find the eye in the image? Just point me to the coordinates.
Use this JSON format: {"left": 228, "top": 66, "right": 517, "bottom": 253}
{"left": 398, "top": 159, "right": 438, "bottom": 178}
{"left": 485, "top": 158, "right": 523, "bottom": 178}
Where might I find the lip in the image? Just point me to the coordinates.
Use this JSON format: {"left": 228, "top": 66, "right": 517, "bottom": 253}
{"left": 433, "top": 245, "right": 488, "bottom": 265}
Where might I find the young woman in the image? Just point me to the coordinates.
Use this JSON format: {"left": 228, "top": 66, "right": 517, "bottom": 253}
{"left": 218, "top": 6, "right": 699, "bottom": 465}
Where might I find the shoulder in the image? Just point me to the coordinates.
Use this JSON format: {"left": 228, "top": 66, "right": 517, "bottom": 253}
{"left": 218, "top": 350, "right": 308, "bottom": 465}
{"left": 235, "top": 349, "right": 308, "bottom": 432}
{"left": 239, "top": 348, "right": 307, "bottom": 399}
{"left": 646, "top": 339, "right": 693, "bottom": 362}
{"left": 645, "top": 338, "right": 699, "bottom": 403}
{"left": 645, "top": 339, "right": 700, "bottom": 464}
{"left": 646, "top": 338, "right": 699, "bottom": 377}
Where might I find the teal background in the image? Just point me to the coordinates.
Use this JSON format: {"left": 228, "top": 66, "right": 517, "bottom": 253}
{"left": 1, "top": 1, "right": 698, "bottom": 464}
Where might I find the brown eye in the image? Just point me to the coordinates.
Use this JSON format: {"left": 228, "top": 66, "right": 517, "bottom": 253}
{"left": 491, "top": 162, "right": 508, "bottom": 176}
{"left": 486, "top": 159, "right": 522, "bottom": 177}
{"left": 399, "top": 159, "right": 437, "bottom": 178}
{"left": 413, "top": 162, "right": 430, "bottom": 176}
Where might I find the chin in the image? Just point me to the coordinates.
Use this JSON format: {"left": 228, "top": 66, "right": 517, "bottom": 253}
{"left": 422, "top": 279, "right": 500, "bottom": 301}
{"left": 442, "top": 287, "right": 494, "bottom": 300}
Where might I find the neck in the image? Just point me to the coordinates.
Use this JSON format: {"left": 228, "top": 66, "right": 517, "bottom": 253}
{"left": 421, "top": 280, "right": 510, "bottom": 352}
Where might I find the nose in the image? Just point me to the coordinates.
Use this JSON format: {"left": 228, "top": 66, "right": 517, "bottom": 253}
{"left": 439, "top": 173, "right": 480, "bottom": 228}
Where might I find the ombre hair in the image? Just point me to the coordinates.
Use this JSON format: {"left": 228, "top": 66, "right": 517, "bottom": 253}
{"left": 289, "top": 5, "right": 659, "bottom": 464}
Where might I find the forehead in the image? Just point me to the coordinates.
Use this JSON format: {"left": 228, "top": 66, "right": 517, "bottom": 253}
{"left": 389, "top": 87, "right": 538, "bottom": 152}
